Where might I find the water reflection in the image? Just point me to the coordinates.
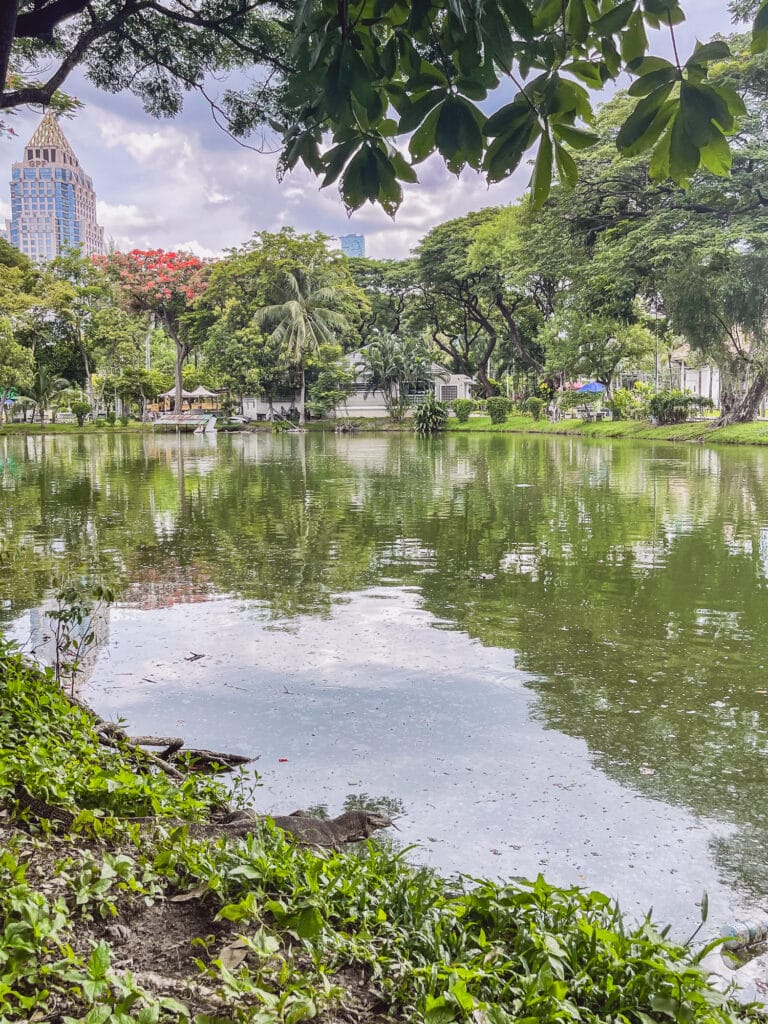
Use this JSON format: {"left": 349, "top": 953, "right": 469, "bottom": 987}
{"left": 4, "top": 431, "right": 768, "bottom": 929}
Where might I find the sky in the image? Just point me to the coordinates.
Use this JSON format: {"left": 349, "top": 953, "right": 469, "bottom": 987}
{"left": 0, "top": 1, "right": 739, "bottom": 260}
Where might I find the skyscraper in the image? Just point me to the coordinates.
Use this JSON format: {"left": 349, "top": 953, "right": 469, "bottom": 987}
{"left": 6, "top": 112, "right": 104, "bottom": 263}
{"left": 339, "top": 233, "right": 365, "bottom": 258}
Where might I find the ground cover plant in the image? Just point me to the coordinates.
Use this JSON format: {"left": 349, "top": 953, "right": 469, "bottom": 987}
{"left": 0, "top": 634, "right": 761, "bottom": 1024}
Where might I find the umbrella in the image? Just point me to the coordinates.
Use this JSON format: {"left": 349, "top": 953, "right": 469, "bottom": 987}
{"left": 577, "top": 382, "right": 606, "bottom": 394}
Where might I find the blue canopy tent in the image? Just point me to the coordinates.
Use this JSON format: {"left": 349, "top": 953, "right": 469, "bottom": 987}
{"left": 577, "top": 382, "right": 606, "bottom": 394}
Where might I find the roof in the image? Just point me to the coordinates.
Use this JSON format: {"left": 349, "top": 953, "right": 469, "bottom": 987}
{"left": 25, "top": 112, "right": 77, "bottom": 161}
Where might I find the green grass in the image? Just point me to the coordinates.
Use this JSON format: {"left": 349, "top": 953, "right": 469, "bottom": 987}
{"left": 446, "top": 415, "right": 768, "bottom": 447}
{"left": 0, "top": 421, "right": 154, "bottom": 435}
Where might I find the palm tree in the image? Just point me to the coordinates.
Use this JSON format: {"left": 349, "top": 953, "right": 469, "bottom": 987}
{"left": 255, "top": 268, "right": 348, "bottom": 425}
{"left": 359, "top": 333, "right": 435, "bottom": 422}
{"left": 24, "top": 368, "right": 70, "bottom": 425}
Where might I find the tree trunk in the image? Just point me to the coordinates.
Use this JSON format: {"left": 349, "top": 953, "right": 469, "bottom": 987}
{"left": 717, "top": 373, "right": 768, "bottom": 425}
{"left": 79, "top": 336, "right": 94, "bottom": 409}
{"left": 298, "top": 366, "right": 306, "bottom": 426}
{"left": 174, "top": 342, "right": 185, "bottom": 415}
{"left": 474, "top": 365, "right": 496, "bottom": 398}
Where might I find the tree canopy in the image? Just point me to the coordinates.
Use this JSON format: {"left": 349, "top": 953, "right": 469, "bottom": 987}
{"left": 5, "top": 2, "right": 768, "bottom": 211}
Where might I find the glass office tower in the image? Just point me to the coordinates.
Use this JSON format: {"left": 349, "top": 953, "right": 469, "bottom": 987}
{"left": 7, "top": 112, "right": 104, "bottom": 262}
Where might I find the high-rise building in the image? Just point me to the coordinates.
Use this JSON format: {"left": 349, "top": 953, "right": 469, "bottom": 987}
{"left": 6, "top": 112, "right": 104, "bottom": 263}
{"left": 339, "top": 233, "right": 365, "bottom": 258}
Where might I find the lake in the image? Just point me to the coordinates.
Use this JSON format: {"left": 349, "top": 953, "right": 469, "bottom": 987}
{"left": 4, "top": 429, "right": 768, "bottom": 939}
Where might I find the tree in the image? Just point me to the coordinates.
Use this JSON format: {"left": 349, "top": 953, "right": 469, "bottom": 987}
{"left": 193, "top": 229, "right": 366, "bottom": 418}
{"left": 542, "top": 310, "right": 655, "bottom": 396}
{"left": 5, "top": 3, "right": 768, "bottom": 212}
{"left": 23, "top": 366, "right": 69, "bottom": 424}
{"left": 101, "top": 250, "right": 210, "bottom": 415}
{"left": 358, "top": 333, "right": 435, "bottom": 422}
{"left": 255, "top": 268, "right": 349, "bottom": 425}
{"left": 0, "top": 317, "right": 34, "bottom": 423}
{"left": 36, "top": 250, "right": 118, "bottom": 408}
{"left": 306, "top": 344, "right": 355, "bottom": 418}
{"left": 411, "top": 209, "right": 540, "bottom": 395}
{"left": 348, "top": 258, "right": 418, "bottom": 345}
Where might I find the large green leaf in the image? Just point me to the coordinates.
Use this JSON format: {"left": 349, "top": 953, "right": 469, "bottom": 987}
{"left": 668, "top": 110, "right": 699, "bottom": 181}
{"left": 554, "top": 140, "right": 578, "bottom": 188}
{"left": 483, "top": 117, "right": 539, "bottom": 182}
{"left": 616, "top": 82, "right": 675, "bottom": 156}
{"left": 753, "top": 0, "right": 768, "bottom": 53}
{"left": 551, "top": 123, "right": 600, "bottom": 149}
{"left": 531, "top": 129, "right": 553, "bottom": 206}
{"left": 398, "top": 89, "right": 445, "bottom": 133}
{"left": 592, "top": 0, "right": 636, "bottom": 36}
{"left": 434, "top": 96, "right": 485, "bottom": 172}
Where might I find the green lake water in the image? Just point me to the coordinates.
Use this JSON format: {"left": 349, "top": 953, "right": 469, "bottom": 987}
{"left": 4, "top": 430, "right": 768, "bottom": 936}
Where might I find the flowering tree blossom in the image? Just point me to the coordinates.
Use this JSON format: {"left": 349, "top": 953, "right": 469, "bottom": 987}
{"left": 98, "top": 250, "right": 210, "bottom": 414}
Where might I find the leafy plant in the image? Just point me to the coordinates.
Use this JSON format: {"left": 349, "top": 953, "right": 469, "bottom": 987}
{"left": 69, "top": 399, "right": 92, "bottom": 427}
{"left": 648, "top": 390, "right": 714, "bottom": 425}
{"left": 118, "top": 413, "right": 130, "bottom": 426}
{"left": 105, "top": 411, "right": 116, "bottom": 427}
{"left": 486, "top": 396, "right": 512, "bottom": 424}
{"left": 413, "top": 395, "right": 448, "bottom": 435}
{"left": 45, "top": 579, "right": 114, "bottom": 694}
{"left": 523, "top": 396, "right": 546, "bottom": 421}
{"left": 451, "top": 399, "right": 475, "bottom": 423}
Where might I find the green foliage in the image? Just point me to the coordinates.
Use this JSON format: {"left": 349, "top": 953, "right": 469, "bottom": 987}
{"left": 606, "top": 388, "right": 636, "bottom": 421}
{"left": 69, "top": 399, "right": 92, "bottom": 427}
{"left": 413, "top": 395, "right": 448, "bottom": 435}
{"left": 451, "top": 399, "right": 475, "bottom": 423}
{"left": 648, "top": 390, "right": 715, "bottom": 424}
{"left": 105, "top": 411, "right": 116, "bottom": 427}
{"left": 523, "top": 396, "right": 546, "bottom": 421}
{"left": 486, "top": 396, "right": 512, "bottom": 424}
{"left": 307, "top": 344, "right": 355, "bottom": 418}
{"left": 274, "top": 2, "right": 766, "bottom": 216}
{"left": 359, "top": 333, "right": 434, "bottom": 422}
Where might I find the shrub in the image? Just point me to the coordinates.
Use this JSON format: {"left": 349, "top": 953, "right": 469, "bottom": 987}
{"left": 647, "top": 390, "right": 714, "bottom": 425}
{"left": 413, "top": 395, "right": 449, "bottom": 435}
{"left": 69, "top": 400, "right": 91, "bottom": 427}
{"left": 486, "top": 396, "right": 512, "bottom": 424}
{"left": 105, "top": 411, "right": 116, "bottom": 427}
{"left": 523, "top": 396, "right": 546, "bottom": 421}
{"left": 451, "top": 399, "right": 475, "bottom": 423}
{"left": 607, "top": 388, "right": 633, "bottom": 421}
{"left": 119, "top": 414, "right": 130, "bottom": 426}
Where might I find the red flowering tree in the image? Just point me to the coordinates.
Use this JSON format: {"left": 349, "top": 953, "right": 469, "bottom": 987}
{"left": 99, "top": 250, "right": 210, "bottom": 414}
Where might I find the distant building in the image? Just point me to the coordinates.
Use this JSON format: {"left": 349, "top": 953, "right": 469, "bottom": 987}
{"left": 6, "top": 111, "right": 104, "bottom": 263}
{"left": 339, "top": 233, "right": 365, "bottom": 258}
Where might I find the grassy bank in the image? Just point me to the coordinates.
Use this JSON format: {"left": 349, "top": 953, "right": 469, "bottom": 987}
{"left": 0, "top": 421, "right": 154, "bottom": 435}
{"left": 0, "top": 636, "right": 756, "bottom": 1024}
{"left": 446, "top": 416, "right": 768, "bottom": 447}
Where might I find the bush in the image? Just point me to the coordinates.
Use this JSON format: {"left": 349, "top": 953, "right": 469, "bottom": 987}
{"left": 647, "top": 390, "right": 714, "bottom": 425}
{"left": 486, "top": 396, "right": 512, "bottom": 424}
{"left": 105, "top": 411, "right": 116, "bottom": 427}
{"left": 69, "top": 400, "right": 91, "bottom": 428}
{"left": 413, "top": 395, "right": 449, "bottom": 435}
{"left": 607, "top": 388, "right": 633, "bottom": 421}
{"left": 523, "top": 396, "right": 546, "bottom": 421}
{"left": 119, "top": 414, "right": 130, "bottom": 426}
{"left": 451, "top": 399, "right": 475, "bottom": 423}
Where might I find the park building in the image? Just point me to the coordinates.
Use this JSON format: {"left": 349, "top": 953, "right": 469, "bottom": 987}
{"left": 6, "top": 111, "right": 104, "bottom": 263}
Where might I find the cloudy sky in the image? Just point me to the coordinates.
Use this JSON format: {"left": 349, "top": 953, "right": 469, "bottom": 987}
{"left": 1, "top": 1, "right": 739, "bottom": 259}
